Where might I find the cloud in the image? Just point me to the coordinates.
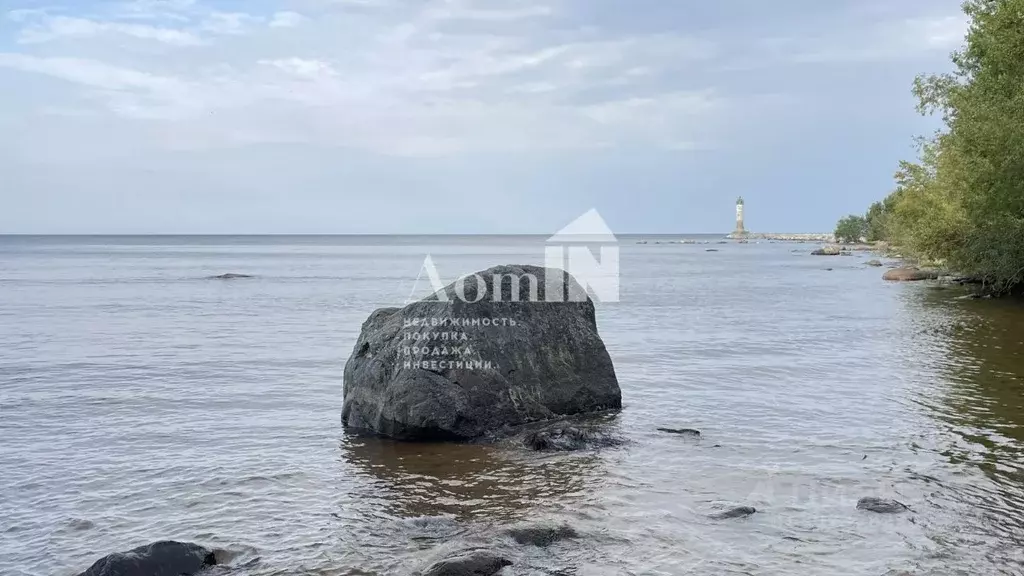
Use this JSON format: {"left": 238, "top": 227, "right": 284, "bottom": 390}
{"left": 0, "top": 53, "right": 186, "bottom": 93}
{"left": 16, "top": 15, "right": 204, "bottom": 45}
{"left": 199, "top": 11, "right": 263, "bottom": 35}
{"left": 0, "top": 0, "right": 966, "bottom": 159}
{"left": 909, "top": 15, "right": 969, "bottom": 49}
{"left": 780, "top": 14, "right": 969, "bottom": 64}
{"left": 426, "top": 4, "right": 553, "bottom": 22}
{"left": 258, "top": 57, "right": 337, "bottom": 77}
{"left": 8, "top": 8, "right": 52, "bottom": 22}
{"left": 268, "top": 11, "right": 307, "bottom": 28}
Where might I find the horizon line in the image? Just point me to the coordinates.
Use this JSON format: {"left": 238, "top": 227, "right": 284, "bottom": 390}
{"left": 0, "top": 231, "right": 831, "bottom": 237}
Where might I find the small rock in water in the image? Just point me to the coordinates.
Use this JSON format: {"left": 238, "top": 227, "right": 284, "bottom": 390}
{"left": 522, "top": 425, "right": 623, "bottom": 452}
{"left": 504, "top": 524, "right": 579, "bottom": 547}
{"left": 706, "top": 249, "right": 719, "bottom": 252}
{"left": 421, "top": 551, "right": 511, "bottom": 576}
{"left": 856, "top": 497, "right": 909, "bottom": 514}
{"left": 811, "top": 245, "right": 841, "bottom": 256}
{"left": 710, "top": 506, "right": 757, "bottom": 520}
{"left": 865, "top": 260, "right": 883, "bottom": 267}
{"left": 657, "top": 428, "right": 701, "bottom": 437}
{"left": 66, "top": 518, "right": 96, "bottom": 531}
{"left": 76, "top": 541, "right": 216, "bottom": 576}
{"left": 209, "top": 273, "right": 253, "bottom": 280}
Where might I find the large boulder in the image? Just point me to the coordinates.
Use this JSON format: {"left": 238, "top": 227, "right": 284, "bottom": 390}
{"left": 883, "top": 268, "right": 940, "bottom": 282}
{"left": 76, "top": 541, "right": 216, "bottom": 576}
{"left": 342, "top": 265, "right": 622, "bottom": 441}
{"left": 811, "top": 245, "right": 841, "bottom": 256}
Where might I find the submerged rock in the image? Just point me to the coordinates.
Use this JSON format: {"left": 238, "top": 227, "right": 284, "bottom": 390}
{"left": 76, "top": 541, "right": 216, "bottom": 576}
{"left": 865, "top": 260, "right": 883, "bottom": 267}
{"left": 657, "top": 427, "right": 701, "bottom": 437}
{"left": 710, "top": 506, "right": 757, "bottom": 520}
{"left": 208, "top": 273, "right": 253, "bottom": 280}
{"left": 883, "top": 268, "right": 940, "bottom": 282}
{"left": 504, "top": 524, "right": 579, "bottom": 547}
{"left": 521, "top": 424, "right": 624, "bottom": 452}
{"left": 856, "top": 497, "right": 909, "bottom": 514}
{"left": 342, "top": 265, "right": 622, "bottom": 441}
{"left": 421, "top": 551, "right": 511, "bottom": 576}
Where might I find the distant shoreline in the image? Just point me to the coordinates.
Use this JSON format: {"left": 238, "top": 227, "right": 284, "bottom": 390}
{"left": 725, "top": 232, "right": 835, "bottom": 242}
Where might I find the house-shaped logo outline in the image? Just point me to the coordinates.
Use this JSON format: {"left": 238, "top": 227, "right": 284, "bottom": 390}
{"left": 546, "top": 208, "right": 617, "bottom": 244}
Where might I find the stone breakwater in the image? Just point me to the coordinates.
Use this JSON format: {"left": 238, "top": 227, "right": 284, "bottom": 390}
{"left": 726, "top": 232, "right": 836, "bottom": 242}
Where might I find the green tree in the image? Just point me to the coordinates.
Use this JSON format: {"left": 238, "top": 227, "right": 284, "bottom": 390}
{"left": 868, "top": 0, "right": 1024, "bottom": 292}
{"left": 864, "top": 201, "right": 888, "bottom": 242}
{"left": 834, "top": 214, "right": 868, "bottom": 243}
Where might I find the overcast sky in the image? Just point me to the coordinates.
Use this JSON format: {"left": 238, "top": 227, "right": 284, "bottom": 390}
{"left": 0, "top": 0, "right": 966, "bottom": 234}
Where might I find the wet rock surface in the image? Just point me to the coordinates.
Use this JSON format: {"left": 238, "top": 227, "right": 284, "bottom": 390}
{"left": 420, "top": 551, "right": 512, "bottom": 576}
{"left": 856, "top": 497, "right": 909, "bottom": 514}
{"left": 504, "top": 524, "right": 579, "bottom": 547}
{"left": 76, "top": 541, "right": 216, "bottom": 576}
{"left": 520, "top": 423, "right": 625, "bottom": 452}
{"left": 342, "top": 265, "right": 621, "bottom": 441}
{"left": 883, "top": 268, "right": 940, "bottom": 282}
{"left": 710, "top": 506, "right": 757, "bottom": 520}
{"left": 657, "top": 428, "right": 701, "bottom": 437}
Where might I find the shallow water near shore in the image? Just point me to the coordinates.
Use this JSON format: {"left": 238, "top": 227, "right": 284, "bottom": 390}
{"left": 1, "top": 235, "right": 1023, "bottom": 575}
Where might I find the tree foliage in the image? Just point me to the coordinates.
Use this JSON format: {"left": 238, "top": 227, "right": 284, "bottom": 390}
{"left": 853, "top": 0, "right": 1024, "bottom": 292}
{"left": 835, "top": 215, "right": 868, "bottom": 243}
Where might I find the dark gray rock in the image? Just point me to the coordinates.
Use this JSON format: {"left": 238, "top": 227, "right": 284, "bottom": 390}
{"left": 710, "top": 506, "right": 757, "bottom": 520}
{"left": 657, "top": 428, "right": 700, "bottom": 437}
{"left": 856, "top": 497, "right": 909, "bottom": 514}
{"left": 342, "top": 265, "right": 622, "bottom": 441}
{"left": 76, "top": 541, "right": 216, "bottom": 576}
{"left": 865, "top": 260, "right": 883, "bottom": 267}
{"left": 421, "top": 551, "right": 511, "bottom": 576}
{"left": 504, "top": 524, "right": 579, "bottom": 547}
{"left": 521, "top": 424, "right": 624, "bottom": 452}
{"left": 208, "top": 273, "right": 253, "bottom": 280}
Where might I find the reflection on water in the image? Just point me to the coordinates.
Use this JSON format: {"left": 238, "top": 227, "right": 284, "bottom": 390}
{"left": 909, "top": 291, "right": 1024, "bottom": 567}
{"left": 338, "top": 435, "right": 605, "bottom": 522}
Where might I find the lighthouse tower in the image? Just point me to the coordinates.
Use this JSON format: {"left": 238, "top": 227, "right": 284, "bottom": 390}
{"left": 734, "top": 196, "right": 746, "bottom": 235}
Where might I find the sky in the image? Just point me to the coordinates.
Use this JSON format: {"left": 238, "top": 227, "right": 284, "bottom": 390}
{"left": 0, "top": 0, "right": 968, "bottom": 234}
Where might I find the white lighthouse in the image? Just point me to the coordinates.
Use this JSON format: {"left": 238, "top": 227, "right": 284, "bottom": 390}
{"left": 734, "top": 196, "right": 746, "bottom": 235}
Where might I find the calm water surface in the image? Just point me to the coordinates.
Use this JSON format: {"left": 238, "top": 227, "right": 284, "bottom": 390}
{"left": 1, "top": 236, "right": 1022, "bottom": 575}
